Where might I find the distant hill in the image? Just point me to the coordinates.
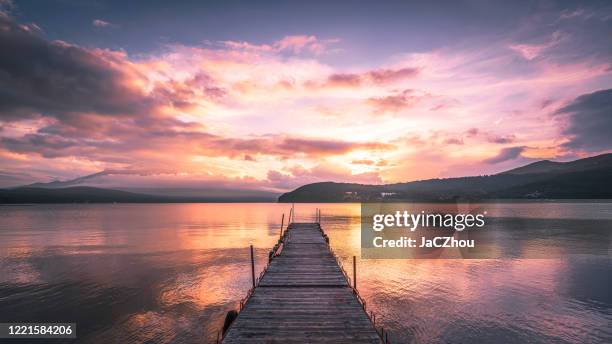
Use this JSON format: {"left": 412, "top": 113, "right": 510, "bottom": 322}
{"left": 0, "top": 186, "right": 276, "bottom": 203}
{"left": 278, "top": 153, "right": 612, "bottom": 202}
{"left": 26, "top": 171, "right": 109, "bottom": 189}
{"left": 501, "top": 153, "right": 612, "bottom": 175}
{"left": 12, "top": 171, "right": 278, "bottom": 203}
{"left": 0, "top": 187, "right": 161, "bottom": 203}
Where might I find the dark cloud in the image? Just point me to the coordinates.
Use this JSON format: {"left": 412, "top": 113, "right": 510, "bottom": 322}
{"left": 0, "top": 11, "right": 239, "bottom": 165}
{"left": 0, "top": 12, "right": 156, "bottom": 121}
{"left": 484, "top": 146, "right": 525, "bottom": 164}
{"left": 1, "top": 133, "right": 78, "bottom": 158}
{"left": 555, "top": 88, "right": 612, "bottom": 152}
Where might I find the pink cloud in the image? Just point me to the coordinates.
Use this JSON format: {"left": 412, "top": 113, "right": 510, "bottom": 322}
{"left": 267, "top": 163, "right": 383, "bottom": 190}
{"left": 221, "top": 35, "right": 337, "bottom": 55}
{"left": 326, "top": 73, "right": 362, "bottom": 87}
{"left": 92, "top": 19, "right": 114, "bottom": 28}
{"left": 509, "top": 31, "right": 565, "bottom": 60}
{"left": 367, "top": 89, "right": 423, "bottom": 114}
{"left": 1, "top": 8, "right": 611, "bottom": 191}
{"left": 367, "top": 67, "right": 419, "bottom": 83}
{"left": 319, "top": 67, "right": 419, "bottom": 89}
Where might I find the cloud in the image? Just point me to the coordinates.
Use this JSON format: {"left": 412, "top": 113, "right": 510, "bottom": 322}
{"left": 484, "top": 146, "right": 526, "bottom": 164}
{"left": 322, "top": 67, "right": 418, "bottom": 88}
{"left": 221, "top": 35, "right": 337, "bottom": 55}
{"left": 1, "top": 4, "right": 611, "bottom": 189}
{"left": 195, "top": 136, "right": 394, "bottom": 159}
{"left": 556, "top": 88, "right": 612, "bottom": 152}
{"left": 1, "top": 133, "right": 78, "bottom": 158}
{"left": 267, "top": 163, "right": 382, "bottom": 190}
{"left": 276, "top": 137, "right": 392, "bottom": 155}
{"left": 351, "top": 159, "right": 375, "bottom": 165}
{"left": 366, "top": 67, "right": 419, "bottom": 83}
{"left": 0, "top": 0, "right": 14, "bottom": 11}
{"left": 1, "top": 129, "right": 394, "bottom": 162}
{"left": 275, "top": 35, "right": 330, "bottom": 54}
{"left": 460, "top": 128, "right": 515, "bottom": 144}
{"left": 92, "top": 19, "right": 115, "bottom": 28}
{"left": 326, "top": 73, "right": 362, "bottom": 87}
{"left": 0, "top": 13, "right": 155, "bottom": 121}
{"left": 466, "top": 128, "right": 480, "bottom": 137}
{"left": 351, "top": 159, "right": 389, "bottom": 167}
{"left": 509, "top": 31, "right": 565, "bottom": 60}
{"left": 367, "top": 89, "right": 421, "bottom": 114}
{"left": 444, "top": 138, "right": 464, "bottom": 145}
{"left": 487, "top": 134, "right": 516, "bottom": 144}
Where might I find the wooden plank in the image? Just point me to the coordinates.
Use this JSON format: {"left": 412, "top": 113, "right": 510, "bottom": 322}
{"left": 222, "top": 222, "right": 381, "bottom": 344}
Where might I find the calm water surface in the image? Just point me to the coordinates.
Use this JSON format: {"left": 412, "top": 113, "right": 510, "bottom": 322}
{"left": 0, "top": 203, "right": 611, "bottom": 343}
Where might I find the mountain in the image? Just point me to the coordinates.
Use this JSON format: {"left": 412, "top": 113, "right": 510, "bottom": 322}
{"left": 3, "top": 154, "right": 610, "bottom": 204}
{"left": 0, "top": 187, "right": 163, "bottom": 203}
{"left": 26, "top": 171, "right": 109, "bottom": 189}
{"left": 0, "top": 186, "right": 277, "bottom": 203}
{"left": 16, "top": 171, "right": 278, "bottom": 202}
{"left": 501, "top": 153, "right": 612, "bottom": 175}
{"left": 278, "top": 153, "right": 612, "bottom": 202}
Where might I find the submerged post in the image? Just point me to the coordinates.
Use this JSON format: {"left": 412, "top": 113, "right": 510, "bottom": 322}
{"left": 250, "top": 245, "right": 255, "bottom": 288}
{"left": 353, "top": 255, "right": 357, "bottom": 290}
{"left": 280, "top": 213, "right": 285, "bottom": 238}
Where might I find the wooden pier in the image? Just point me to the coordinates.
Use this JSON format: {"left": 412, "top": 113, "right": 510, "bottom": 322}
{"left": 221, "top": 222, "right": 383, "bottom": 343}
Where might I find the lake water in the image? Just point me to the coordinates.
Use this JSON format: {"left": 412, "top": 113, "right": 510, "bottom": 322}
{"left": 0, "top": 203, "right": 611, "bottom": 343}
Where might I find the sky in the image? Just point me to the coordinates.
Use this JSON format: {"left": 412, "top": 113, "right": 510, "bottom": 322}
{"left": 0, "top": 0, "right": 611, "bottom": 191}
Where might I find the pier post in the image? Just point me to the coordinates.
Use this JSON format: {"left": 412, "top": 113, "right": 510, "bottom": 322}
{"left": 250, "top": 245, "right": 255, "bottom": 288}
{"left": 280, "top": 213, "right": 285, "bottom": 239}
{"left": 353, "top": 255, "right": 357, "bottom": 290}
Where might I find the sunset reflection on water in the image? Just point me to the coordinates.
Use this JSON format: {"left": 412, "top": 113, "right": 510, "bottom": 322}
{"left": 0, "top": 203, "right": 610, "bottom": 343}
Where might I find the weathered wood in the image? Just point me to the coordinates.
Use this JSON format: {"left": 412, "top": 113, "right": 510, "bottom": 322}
{"left": 250, "top": 244, "right": 255, "bottom": 288}
{"left": 280, "top": 213, "right": 285, "bottom": 239}
{"left": 222, "top": 222, "right": 381, "bottom": 344}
